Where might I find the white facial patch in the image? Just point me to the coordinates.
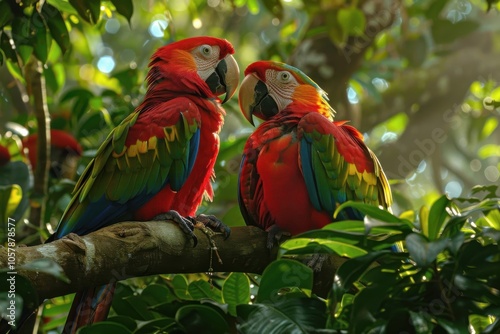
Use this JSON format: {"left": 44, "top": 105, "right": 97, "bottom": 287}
{"left": 265, "top": 69, "right": 299, "bottom": 111}
{"left": 194, "top": 45, "right": 221, "bottom": 81}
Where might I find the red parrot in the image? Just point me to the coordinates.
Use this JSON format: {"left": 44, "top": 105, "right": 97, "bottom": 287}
{"left": 22, "top": 129, "right": 83, "bottom": 179}
{"left": 238, "top": 61, "right": 392, "bottom": 246}
{"left": 48, "top": 37, "right": 239, "bottom": 333}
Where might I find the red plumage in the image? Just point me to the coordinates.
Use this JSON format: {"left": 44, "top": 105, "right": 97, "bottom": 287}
{"left": 132, "top": 97, "right": 224, "bottom": 219}
{"left": 238, "top": 61, "right": 392, "bottom": 243}
{"left": 52, "top": 36, "right": 238, "bottom": 333}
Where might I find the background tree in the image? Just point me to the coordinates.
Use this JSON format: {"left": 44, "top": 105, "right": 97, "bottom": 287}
{"left": 0, "top": 0, "right": 499, "bottom": 333}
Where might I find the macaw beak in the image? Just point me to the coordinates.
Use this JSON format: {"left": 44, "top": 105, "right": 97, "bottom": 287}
{"left": 205, "top": 54, "right": 239, "bottom": 104}
{"left": 238, "top": 73, "right": 279, "bottom": 126}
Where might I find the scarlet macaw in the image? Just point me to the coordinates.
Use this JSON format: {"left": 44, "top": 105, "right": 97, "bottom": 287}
{"left": 23, "top": 129, "right": 83, "bottom": 179}
{"left": 238, "top": 61, "right": 391, "bottom": 246}
{"left": 50, "top": 37, "right": 239, "bottom": 333}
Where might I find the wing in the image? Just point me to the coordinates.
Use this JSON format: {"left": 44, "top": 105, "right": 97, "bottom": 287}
{"left": 52, "top": 97, "right": 201, "bottom": 239}
{"left": 238, "top": 125, "right": 282, "bottom": 230}
{"left": 297, "top": 112, "right": 392, "bottom": 220}
{"left": 238, "top": 135, "right": 263, "bottom": 228}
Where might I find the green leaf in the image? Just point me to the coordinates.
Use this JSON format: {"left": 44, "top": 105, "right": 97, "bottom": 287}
{"left": 111, "top": 283, "right": 155, "bottom": 320}
{"left": 134, "top": 318, "right": 177, "bottom": 334}
{"left": 77, "top": 321, "right": 133, "bottom": 334}
{"left": 261, "top": 0, "right": 283, "bottom": 20}
{"left": 350, "top": 283, "right": 395, "bottom": 333}
{"left": 280, "top": 238, "right": 367, "bottom": 258}
{"left": 31, "top": 11, "right": 51, "bottom": 63}
{"left": 237, "top": 297, "right": 326, "bottom": 333}
{"left": 6, "top": 59, "right": 25, "bottom": 85}
{"left": 42, "top": 301, "right": 71, "bottom": 317}
{"left": 431, "top": 19, "right": 480, "bottom": 44}
{"left": 325, "top": 11, "right": 344, "bottom": 45}
{"left": 483, "top": 208, "right": 500, "bottom": 229}
{"left": 257, "top": 259, "right": 313, "bottom": 303}
{"left": 60, "top": 88, "right": 94, "bottom": 117}
{"left": 175, "top": 304, "right": 229, "bottom": 334}
{"left": 401, "top": 34, "right": 428, "bottom": 67}
{"left": 0, "top": 0, "right": 13, "bottom": 29}
{"left": 470, "top": 185, "right": 498, "bottom": 199}
{"left": 69, "top": 0, "right": 101, "bottom": 24}
{"left": 425, "top": 0, "right": 450, "bottom": 19}
{"left": 42, "top": 3, "right": 70, "bottom": 54}
{"left": 480, "top": 117, "right": 498, "bottom": 140}
{"left": 19, "top": 258, "right": 70, "bottom": 283}
{"left": 110, "top": 0, "right": 133, "bottom": 24}
{"left": 172, "top": 275, "right": 191, "bottom": 300}
{"left": 105, "top": 316, "right": 137, "bottom": 332}
{"left": 44, "top": 63, "right": 66, "bottom": 93}
{"left": 335, "top": 201, "right": 406, "bottom": 224}
{"left": 187, "top": 280, "right": 223, "bottom": 303}
{"left": 405, "top": 233, "right": 448, "bottom": 267}
{"left": 337, "top": 7, "right": 366, "bottom": 37}
{"left": 0, "top": 185, "right": 22, "bottom": 224}
{"left": 1, "top": 32, "right": 16, "bottom": 62}
{"left": 11, "top": 17, "right": 34, "bottom": 65}
{"left": 140, "top": 283, "right": 175, "bottom": 306}
{"left": 111, "top": 68, "right": 138, "bottom": 92}
{"left": 333, "top": 250, "right": 391, "bottom": 295}
{"left": 427, "top": 195, "right": 450, "bottom": 240}
{"left": 222, "top": 273, "right": 250, "bottom": 316}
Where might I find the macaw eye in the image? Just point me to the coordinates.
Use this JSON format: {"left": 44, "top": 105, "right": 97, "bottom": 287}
{"left": 200, "top": 45, "right": 212, "bottom": 57}
{"left": 278, "top": 71, "right": 292, "bottom": 83}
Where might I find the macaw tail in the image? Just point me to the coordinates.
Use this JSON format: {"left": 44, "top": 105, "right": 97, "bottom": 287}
{"left": 63, "top": 283, "right": 116, "bottom": 334}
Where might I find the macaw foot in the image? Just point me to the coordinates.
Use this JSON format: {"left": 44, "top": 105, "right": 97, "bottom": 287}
{"left": 153, "top": 210, "right": 197, "bottom": 246}
{"left": 193, "top": 214, "right": 231, "bottom": 239}
{"left": 266, "top": 224, "right": 291, "bottom": 249}
{"left": 191, "top": 214, "right": 230, "bottom": 269}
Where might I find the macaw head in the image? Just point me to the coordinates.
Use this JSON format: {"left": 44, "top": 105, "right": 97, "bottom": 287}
{"left": 148, "top": 36, "right": 239, "bottom": 103}
{"left": 239, "top": 61, "right": 335, "bottom": 125}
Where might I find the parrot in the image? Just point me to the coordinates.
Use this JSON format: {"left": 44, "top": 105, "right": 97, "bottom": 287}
{"left": 22, "top": 129, "right": 83, "bottom": 179}
{"left": 237, "top": 61, "right": 392, "bottom": 247}
{"left": 47, "top": 36, "right": 239, "bottom": 333}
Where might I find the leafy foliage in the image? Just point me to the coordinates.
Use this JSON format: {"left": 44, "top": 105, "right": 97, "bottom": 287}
{"left": 64, "top": 190, "right": 498, "bottom": 333}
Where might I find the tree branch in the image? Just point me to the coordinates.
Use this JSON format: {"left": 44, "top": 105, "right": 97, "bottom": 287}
{"left": 26, "top": 60, "right": 51, "bottom": 237}
{"left": 1, "top": 223, "right": 280, "bottom": 301}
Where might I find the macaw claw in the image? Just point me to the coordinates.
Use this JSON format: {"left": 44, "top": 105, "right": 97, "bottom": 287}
{"left": 153, "top": 210, "right": 198, "bottom": 247}
{"left": 192, "top": 214, "right": 231, "bottom": 239}
{"left": 266, "top": 224, "right": 291, "bottom": 249}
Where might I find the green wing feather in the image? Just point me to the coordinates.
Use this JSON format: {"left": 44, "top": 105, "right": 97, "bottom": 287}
{"left": 55, "top": 98, "right": 201, "bottom": 238}
{"left": 298, "top": 112, "right": 392, "bottom": 216}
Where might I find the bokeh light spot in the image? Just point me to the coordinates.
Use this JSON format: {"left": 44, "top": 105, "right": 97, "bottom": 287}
{"left": 97, "top": 56, "right": 116, "bottom": 74}
{"left": 470, "top": 159, "right": 481, "bottom": 172}
{"left": 105, "top": 18, "right": 120, "bottom": 34}
{"left": 347, "top": 87, "right": 359, "bottom": 104}
{"left": 192, "top": 18, "right": 202, "bottom": 29}
{"left": 484, "top": 165, "right": 499, "bottom": 182}
{"left": 149, "top": 19, "right": 168, "bottom": 38}
{"left": 445, "top": 181, "right": 462, "bottom": 198}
